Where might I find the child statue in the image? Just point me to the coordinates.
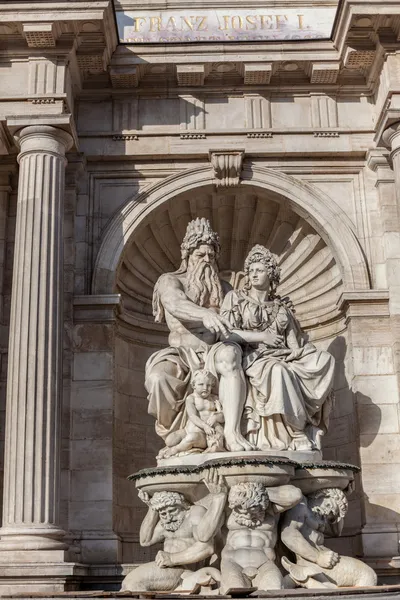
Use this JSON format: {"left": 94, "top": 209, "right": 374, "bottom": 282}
{"left": 158, "top": 370, "right": 225, "bottom": 459}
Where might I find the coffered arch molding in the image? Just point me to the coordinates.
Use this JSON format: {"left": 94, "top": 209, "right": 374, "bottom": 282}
{"left": 92, "top": 164, "right": 370, "bottom": 296}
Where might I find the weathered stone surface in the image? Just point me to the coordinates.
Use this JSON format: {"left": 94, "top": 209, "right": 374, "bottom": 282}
{"left": 2, "top": 0, "right": 400, "bottom": 591}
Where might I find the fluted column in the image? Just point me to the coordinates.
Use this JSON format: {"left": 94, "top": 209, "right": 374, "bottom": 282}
{"left": 0, "top": 126, "right": 72, "bottom": 551}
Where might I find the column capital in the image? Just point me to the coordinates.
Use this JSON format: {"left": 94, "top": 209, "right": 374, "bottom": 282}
{"left": 382, "top": 121, "right": 400, "bottom": 153}
{"left": 14, "top": 125, "right": 73, "bottom": 161}
{"left": 366, "top": 149, "right": 395, "bottom": 185}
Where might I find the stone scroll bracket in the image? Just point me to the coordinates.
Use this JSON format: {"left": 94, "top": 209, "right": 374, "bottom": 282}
{"left": 209, "top": 149, "right": 245, "bottom": 187}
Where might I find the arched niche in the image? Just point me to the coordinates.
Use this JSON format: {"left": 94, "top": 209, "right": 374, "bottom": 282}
{"left": 117, "top": 184, "right": 343, "bottom": 337}
{"left": 108, "top": 166, "right": 368, "bottom": 564}
{"left": 93, "top": 165, "right": 370, "bottom": 302}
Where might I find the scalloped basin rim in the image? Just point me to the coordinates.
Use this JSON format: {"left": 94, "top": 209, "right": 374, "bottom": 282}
{"left": 128, "top": 458, "right": 360, "bottom": 482}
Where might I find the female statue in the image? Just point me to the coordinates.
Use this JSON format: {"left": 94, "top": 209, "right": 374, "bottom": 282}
{"left": 221, "top": 245, "right": 335, "bottom": 451}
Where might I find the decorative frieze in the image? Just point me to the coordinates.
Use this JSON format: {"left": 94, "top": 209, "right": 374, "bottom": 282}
{"left": 180, "top": 133, "right": 206, "bottom": 139}
{"left": 247, "top": 132, "right": 273, "bottom": 138}
{"left": 29, "top": 98, "right": 56, "bottom": 105}
{"left": 314, "top": 131, "right": 340, "bottom": 137}
{"left": 112, "top": 134, "right": 139, "bottom": 141}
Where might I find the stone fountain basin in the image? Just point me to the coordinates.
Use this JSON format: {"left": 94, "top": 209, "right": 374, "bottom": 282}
{"left": 293, "top": 464, "right": 356, "bottom": 494}
{"left": 129, "top": 456, "right": 358, "bottom": 502}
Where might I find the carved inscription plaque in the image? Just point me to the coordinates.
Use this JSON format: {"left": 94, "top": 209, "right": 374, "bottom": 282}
{"left": 117, "top": 8, "right": 337, "bottom": 43}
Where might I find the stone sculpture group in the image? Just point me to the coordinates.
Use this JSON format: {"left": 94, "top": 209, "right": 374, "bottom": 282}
{"left": 122, "top": 218, "right": 377, "bottom": 594}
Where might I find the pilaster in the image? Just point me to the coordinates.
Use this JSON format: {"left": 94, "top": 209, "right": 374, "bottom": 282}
{"left": 338, "top": 291, "right": 400, "bottom": 563}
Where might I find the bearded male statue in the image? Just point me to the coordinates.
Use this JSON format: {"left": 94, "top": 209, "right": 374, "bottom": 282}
{"left": 121, "top": 469, "right": 227, "bottom": 592}
{"left": 280, "top": 488, "right": 377, "bottom": 588}
{"left": 220, "top": 481, "right": 302, "bottom": 592}
{"left": 145, "top": 217, "right": 253, "bottom": 452}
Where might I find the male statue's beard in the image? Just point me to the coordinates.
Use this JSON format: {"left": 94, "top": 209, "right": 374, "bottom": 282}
{"left": 310, "top": 504, "right": 335, "bottom": 528}
{"left": 233, "top": 510, "right": 264, "bottom": 528}
{"left": 184, "top": 259, "right": 223, "bottom": 309}
{"left": 160, "top": 511, "right": 186, "bottom": 532}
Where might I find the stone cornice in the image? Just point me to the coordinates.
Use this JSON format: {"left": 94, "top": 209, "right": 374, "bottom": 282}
{"left": 73, "top": 294, "right": 121, "bottom": 323}
{"left": 0, "top": 1, "right": 114, "bottom": 21}
{"left": 75, "top": 129, "right": 374, "bottom": 159}
{"left": 337, "top": 290, "right": 390, "bottom": 319}
{"left": 0, "top": 0, "right": 117, "bottom": 149}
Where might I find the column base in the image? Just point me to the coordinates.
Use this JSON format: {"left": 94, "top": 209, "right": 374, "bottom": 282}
{"left": 0, "top": 558, "right": 87, "bottom": 595}
{"left": 366, "top": 556, "right": 400, "bottom": 585}
{"left": 0, "top": 526, "right": 68, "bottom": 550}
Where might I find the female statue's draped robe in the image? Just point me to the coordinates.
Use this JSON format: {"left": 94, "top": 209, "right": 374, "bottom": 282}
{"left": 221, "top": 290, "right": 335, "bottom": 450}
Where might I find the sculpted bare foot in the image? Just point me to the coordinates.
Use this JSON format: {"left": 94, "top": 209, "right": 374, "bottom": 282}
{"left": 225, "top": 432, "right": 256, "bottom": 452}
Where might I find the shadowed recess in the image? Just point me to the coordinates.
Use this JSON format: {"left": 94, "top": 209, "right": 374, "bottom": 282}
{"left": 116, "top": 185, "right": 343, "bottom": 331}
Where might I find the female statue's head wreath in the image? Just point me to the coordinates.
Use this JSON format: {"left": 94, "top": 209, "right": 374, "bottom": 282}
{"left": 243, "top": 245, "right": 281, "bottom": 298}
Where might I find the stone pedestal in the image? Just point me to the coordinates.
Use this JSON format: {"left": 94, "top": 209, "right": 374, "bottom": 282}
{"left": 122, "top": 454, "right": 371, "bottom": 594}
{"left": 0, "top": 126, "right": 79, "bottom": 592}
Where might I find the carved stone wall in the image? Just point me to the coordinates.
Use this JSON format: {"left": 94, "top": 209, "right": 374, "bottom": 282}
{"left": 2, "top": 0, "right": 400, "bottom": 591}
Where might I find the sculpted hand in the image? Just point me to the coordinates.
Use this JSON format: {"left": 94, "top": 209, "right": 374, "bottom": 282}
{"left": 202, "top": 312, "right": 231, "bottom": 338}
{"left": 317, "top": 549, "right": 340, "bottom": 569}
{"left": 203, "top": 467, "right": 227, "bottom": 496}
{"left": 138, "top": 489, "right": 151, "bottom": 506}
{"left": 155, "top": 551, "right": 172, "bottom": 568}
{"left": 203, "top": 424, "right": 214, "bottom": 436}
{"left": 206, "top": 415, "right": 218, "bottom": 427}
{"left": 262, "top": 330, "right": 285, "bottom": 347}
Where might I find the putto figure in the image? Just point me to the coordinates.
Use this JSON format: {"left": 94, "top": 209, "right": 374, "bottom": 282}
{"left": 159, "top": 370, "right": 225, "bottom": 459}
{"left": 280, "top": 488, "right": 377, "bottom": 588}
{"left": 221, "top": 244, "right": 335, "bottom": 451}
{"left": 146, "top": 217, "right": 253, "bottom": 452}
{"left": 220, "top": 482, "right": 302, "bottom": 592}
{"left": 121, "top": 469, "right": 227, "bottom": 592}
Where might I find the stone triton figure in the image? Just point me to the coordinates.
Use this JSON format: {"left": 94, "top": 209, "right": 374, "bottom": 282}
{"left": 280, "top": 488, "right": 377, "bottom": 588}
{"left": 145, "top": 217, "right": 253, "bottom": 452}
{"left": 121, "top": 469, "right": 227, "bottom": 592}
{"left": 220, "top": 482, "right": 303, "bottom": 593}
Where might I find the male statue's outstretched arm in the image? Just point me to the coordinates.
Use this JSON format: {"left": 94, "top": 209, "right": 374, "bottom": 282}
{"left": 268, "top": 484, "right": 303, "bottom": 514}
{"left": 157, "top": 274, "right": 231, "bottom": 337}
{"left": 281, "top": 499, "right": 338, "bottom": 568}
{"left": 160, "top": 534, "right": 214, "bottom": 568}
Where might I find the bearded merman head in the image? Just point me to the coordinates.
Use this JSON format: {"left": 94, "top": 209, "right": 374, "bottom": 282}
{"left": 150, "top": 491, "right": 190, "bottom": 532}
{"left": 229, "top": 482, "right": 270, "bottom": 528}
